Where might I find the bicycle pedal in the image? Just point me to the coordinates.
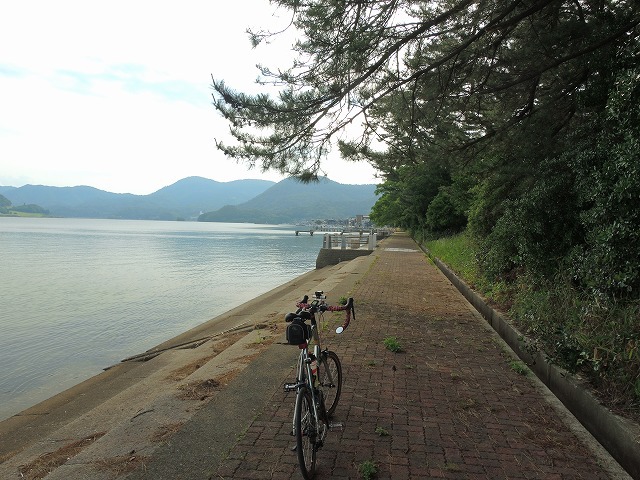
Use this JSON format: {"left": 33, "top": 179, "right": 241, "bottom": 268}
{"left": 283, "top": 383, "right": 296, "bottom": 392}
{"left": 329, "top": 422, "right": 344, "bottom": 431}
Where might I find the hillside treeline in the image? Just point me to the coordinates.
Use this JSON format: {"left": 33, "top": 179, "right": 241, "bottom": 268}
{"left": 0, "top": 194, "right": 49, "bottom": 216}
{"left": 210, "top": 1, "right": 638, "bottom": 413}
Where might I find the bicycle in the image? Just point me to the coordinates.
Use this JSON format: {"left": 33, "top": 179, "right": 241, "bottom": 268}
{"left": 284, "top": 291, "right": 355, "bottom": 479}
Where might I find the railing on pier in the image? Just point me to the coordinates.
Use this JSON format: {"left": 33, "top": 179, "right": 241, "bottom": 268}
{"left": 322, "top": 232, "right": 377, "bottom": 250}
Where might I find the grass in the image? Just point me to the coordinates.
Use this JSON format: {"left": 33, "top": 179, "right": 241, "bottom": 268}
{"left": 383, "top": 336, "right": 402, "bottom": 353}
{"left": 425, "top": 233, "right": 481, "bottom": 287}
{"left": 358, "top": 460, "right": 377, "bottom": 480}
{"left": 509, "top": 360, "right": 528, "bottom": 375}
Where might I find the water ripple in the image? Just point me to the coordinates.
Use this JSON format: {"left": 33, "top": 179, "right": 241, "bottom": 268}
{"left": 0, "top": 218, "right": 322, "bottom": 419}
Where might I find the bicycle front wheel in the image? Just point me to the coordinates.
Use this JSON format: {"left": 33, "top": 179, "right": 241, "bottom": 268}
{"left": 294, "top": 386, "right": 317, "bottom": 479}
{"left": 319, "top": 350, "right": 342, "bottom": 417}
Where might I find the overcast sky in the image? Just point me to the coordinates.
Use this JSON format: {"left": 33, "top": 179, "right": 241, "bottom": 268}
{"left": 0, "top": 1, "right": 380, "bottom": 194}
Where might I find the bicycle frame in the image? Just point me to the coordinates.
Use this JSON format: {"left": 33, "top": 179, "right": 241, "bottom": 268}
{"left": 284, "top": 293, "right": 352, "bottom": 478}
{"left": 288, "top": 316, "right": 328, "bottom": 439}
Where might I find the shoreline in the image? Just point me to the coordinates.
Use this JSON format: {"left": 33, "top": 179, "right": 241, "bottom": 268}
{"left": 0, "top": 219, "right": 326, "bottom": 423}
{"left": 0, "top": 269, "right": 320, "bottom": 424}
{"left": 1, "top": 233, "right": 636, "bottom": 479}
{"left": 0, "top": 255, "right": 369, "bottom": 462}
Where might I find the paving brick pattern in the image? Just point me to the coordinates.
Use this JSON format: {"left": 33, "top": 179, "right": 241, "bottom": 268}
{"left": 214, "top": 233, "right": 615, "bottom": 479}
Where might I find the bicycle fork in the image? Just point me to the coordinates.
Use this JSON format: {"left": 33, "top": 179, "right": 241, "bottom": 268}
{"left": 284, "top": 359, "right": 329, "bottom": 447}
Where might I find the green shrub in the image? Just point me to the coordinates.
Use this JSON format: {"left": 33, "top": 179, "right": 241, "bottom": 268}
{"left": 511, "top": 276, "right": 640, "bottom": 412}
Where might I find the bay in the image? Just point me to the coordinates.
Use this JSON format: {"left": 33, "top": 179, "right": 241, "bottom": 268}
{"left": 0, "top": 217, "right": 323, "bottom": 421}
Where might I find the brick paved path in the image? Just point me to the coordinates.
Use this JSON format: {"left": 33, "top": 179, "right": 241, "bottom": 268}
{"left": 214, "top": 233, "right": 618, "bottom": 479}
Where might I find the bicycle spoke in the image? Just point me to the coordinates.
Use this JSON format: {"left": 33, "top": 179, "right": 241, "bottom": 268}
{"left": 319, "top": 351, "right": 342, "bottom": 417}
{"left": 295, "top": 388, "right": 317, "bottom": 479}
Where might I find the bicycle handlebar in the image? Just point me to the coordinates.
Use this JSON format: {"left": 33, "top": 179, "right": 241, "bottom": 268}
{"left": 334, "top": 297, "right": 355, "bottom": 334}
{"left": 294, "top": 296, "right": 355, "bottom": 334}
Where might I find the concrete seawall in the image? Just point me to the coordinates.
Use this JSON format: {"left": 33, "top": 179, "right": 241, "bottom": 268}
{"left": 315, "top": 247, "right": 372, "bottom": 268}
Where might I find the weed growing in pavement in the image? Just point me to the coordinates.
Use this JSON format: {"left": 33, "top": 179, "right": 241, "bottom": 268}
{"left": 358, "top": 460, "right": 378, "bottom": 480}
{"left": 509, "top": 360, "right": 529, "bottom": 375}
{"left": 374, "top": 426, "right": 389, "bottom": 436}
{"left": 383, "top": 336, "right": 402, "bottom": 353}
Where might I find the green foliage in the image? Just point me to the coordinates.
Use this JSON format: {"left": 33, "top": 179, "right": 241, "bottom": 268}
{"left": 478, "top": 172, "right": 580, "bottom": 281}
{"left": 0, "top": 194, "right": 50, "bottom": 217}
{"left": 565, "top": 70, "right": 640, "bottom": 298}
{"left": 428, "top": 234, "right": 640, "bottom": 415}
{"left": 369, "top": 190, "right": 403, "bottom": 227}
{"left": 509, "top": 360, "right": 528, "bottom": 376}
{"left": 511, "top": 276, "right": 640, "bottom": 411}
{"left": 374, "top": 426, "right": 389, "bottom": 437}
{"left": 425, "top": 233, "right": 481, "bottom": 288}
{"left": 212, "top": 0, "right": 637, "bottom": 181}
{"left": 358, "top": 460, "right": 377, "bottom": 480}
{"left": 12, "top": 204, "right": 50, "bottom": 215}
{"left": 383, "top": 337, "right": 401, "bottom": 353}
{"left": 424, "top": 187, "right": 467, "bottom": 234}
{"left": 370, "top": 161, "right": 466, "bottom": 234}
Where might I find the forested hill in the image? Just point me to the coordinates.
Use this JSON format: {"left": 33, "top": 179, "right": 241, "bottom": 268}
{"left": 0, "top": 177, "right": 377, "bottom": 222}
{"left": 199, "top": 177, "right": 378, "bottom": 223}
{"left": 0, "top": 177, "right": 274, "bottom": 220}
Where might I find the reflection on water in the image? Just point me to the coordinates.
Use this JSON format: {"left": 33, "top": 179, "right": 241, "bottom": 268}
{"left": 0, "top": 218, "right": 322, "bottom": 420}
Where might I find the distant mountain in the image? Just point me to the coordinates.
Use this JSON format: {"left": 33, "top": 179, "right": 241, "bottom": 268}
{"left": 0, "top": 177, "right": 275, "bottom": 220}
{"left": 0, "top": 176, "right": 379, "bottom": 222}
{"left": 198, "top": 177, "right": 378, "bottom": 223}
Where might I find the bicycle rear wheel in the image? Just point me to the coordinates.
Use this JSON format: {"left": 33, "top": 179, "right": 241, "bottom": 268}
{"left": 294, "top": 387, "right": 317, "bottom": 479}
{"left": 319, "top": 350, "right": 342, "bottom": 417}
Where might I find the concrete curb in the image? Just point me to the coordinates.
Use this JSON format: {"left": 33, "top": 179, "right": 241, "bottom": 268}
{"left": 420, "top": 246, "right": 640, "bottom": 480}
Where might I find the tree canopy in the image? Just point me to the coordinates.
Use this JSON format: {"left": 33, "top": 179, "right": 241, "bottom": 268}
{"left": 212, "top": 0, "right": 638, "bottom": 177}
{"left": 212, "top": 0, "right": 639, "bottom": 298}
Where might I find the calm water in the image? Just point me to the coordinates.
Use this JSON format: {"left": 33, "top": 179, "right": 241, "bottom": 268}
{"left": 0, "top": 218, "right": 323, "bottom": 420}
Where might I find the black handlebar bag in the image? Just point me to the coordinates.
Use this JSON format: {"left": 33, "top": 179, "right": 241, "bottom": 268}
{"left": 286, "top": 316, "right": 310, "bottom": 345}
